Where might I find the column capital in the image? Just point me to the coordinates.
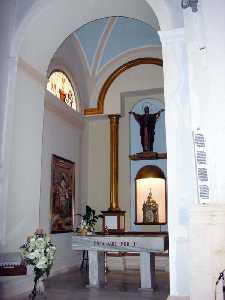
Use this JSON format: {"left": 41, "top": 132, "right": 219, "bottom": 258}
{"left": 108, "top": 114, "right": 121, "bottom": 121}
{"left": 158, "top": 28, "right": 185, "bottom": 46}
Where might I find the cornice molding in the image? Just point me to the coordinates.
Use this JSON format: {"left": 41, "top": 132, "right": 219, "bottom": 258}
{"left": 158, "top": 28, "right": 185, "bottom": 46}
{"left": 45, "top": 91, "right": 84, "bottom": 130}
{"left": 17, "top": 56, "right": 47, "bottom": 86}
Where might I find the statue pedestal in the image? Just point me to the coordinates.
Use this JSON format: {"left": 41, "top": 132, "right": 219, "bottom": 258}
{"left": 101, "top": 210, "right": 126, "bottom": 233}
{"left": 129, "top": 152, "right": 167, "bottom": 161}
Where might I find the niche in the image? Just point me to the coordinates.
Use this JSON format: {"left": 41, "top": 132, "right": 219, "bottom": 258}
{"left": 135, "top": 165, "right": 167, "bottom": 225}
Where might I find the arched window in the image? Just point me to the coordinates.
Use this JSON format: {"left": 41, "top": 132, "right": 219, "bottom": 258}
{"left": 47, "top": 71, "right": 79, "bottom": 111}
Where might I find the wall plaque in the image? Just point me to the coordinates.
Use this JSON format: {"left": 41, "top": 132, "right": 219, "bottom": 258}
{"left": 193, "top": 128, "right": 210, "bottom": 204}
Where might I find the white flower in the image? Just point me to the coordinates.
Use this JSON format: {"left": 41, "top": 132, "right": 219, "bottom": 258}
{"left": 35, "top": 238, "right": 46, "bottom": 249}
{"left": 26, "top": 251, "right": 37, "bottom": 260}
{"left": 20, "top": 231, "right": 56, "bottom": 280}
{"left": 28, "top": 238, "right": 36, "bottom": 250}
{"left": 36, "top": 256, "right": 48, "bottom": 269}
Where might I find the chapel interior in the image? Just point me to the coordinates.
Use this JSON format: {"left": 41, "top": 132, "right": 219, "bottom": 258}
{"left": 1, "top": 1, "right": 225, "bottom": 300}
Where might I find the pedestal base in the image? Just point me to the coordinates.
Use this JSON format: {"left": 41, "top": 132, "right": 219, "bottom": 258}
{"left": 129, "top": 152, "right": 167, "bottom": 161}
{"left": 88, "top": 251, "right": 105, "bottom": 287}
{"left": 101, "top": 210, "right": 125, "bottom": 233}
{"left": 140, "top": 252, "right": 156, "bottom": 289}
{"left": 190, "top": 204, "right": 225, "bottom": 300}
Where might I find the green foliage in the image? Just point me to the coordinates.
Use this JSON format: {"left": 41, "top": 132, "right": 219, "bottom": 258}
{"left": 78, "top": 205, "right": 103, "bottom": 231}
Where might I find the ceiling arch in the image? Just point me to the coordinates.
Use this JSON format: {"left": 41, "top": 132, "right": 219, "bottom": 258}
{"left": 73, "top": 17, "right": 161, "bottom": 76}
{"left": 12, "top": 0, "right": 183, "bottom": 75}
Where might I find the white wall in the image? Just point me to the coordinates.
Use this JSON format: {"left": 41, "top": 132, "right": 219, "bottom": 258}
{"left": 86, "top": 117, "right": 110, "bottom": 231}
{"left": 4, "top": 66, "right": 45, "bottom": 252}
{"left": 40, "top": 91, "right": 84, "bottom": 271}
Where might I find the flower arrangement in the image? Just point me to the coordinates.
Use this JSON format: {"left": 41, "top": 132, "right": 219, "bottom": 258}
{"left": 20, "top": 229, "right": 56, "bottom": 299}
{"left": 76, "top": 205, "right": 103, "bottom": 235}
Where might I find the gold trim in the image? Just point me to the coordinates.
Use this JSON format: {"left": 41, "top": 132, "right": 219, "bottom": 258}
{"left": 84, "top": 57, "right": 163, "bottom": 115}
{"left": 108, "top": 114, "right": 121, "bottom": 211}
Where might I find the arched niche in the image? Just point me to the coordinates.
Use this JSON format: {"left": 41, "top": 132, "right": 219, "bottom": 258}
{"left": 135, "top": 165, "right": 167, "bottom": 225}
{"left": 130, "top": 98, "right": 166, "bottom": 154}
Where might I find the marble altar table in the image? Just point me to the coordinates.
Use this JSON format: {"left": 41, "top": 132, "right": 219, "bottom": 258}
{"left": 72, "top": 233, "right": 168, "bottom": 290}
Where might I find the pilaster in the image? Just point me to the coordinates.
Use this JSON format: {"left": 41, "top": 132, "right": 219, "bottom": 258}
{"left": 108, "top": 114, "right": 121, "bottom": 211}
{"left": 159, "top": 28, "right": 197, "bottom": 297}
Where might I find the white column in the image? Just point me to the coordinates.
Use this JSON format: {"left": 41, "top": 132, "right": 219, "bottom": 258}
{"left": 140, "top": 252, "right": 155, "bottom": 289}
{"left": 159, "top": 28, "right": 197, "bottom": 297}
{"left": 0, "top": 56, "right": 18, "bottom": 247}
{"left": 0, "top": 0, "right": 16, "bottom": 246}
{"left": 88, "top": 251, "right": 105, "bottom": 287}
{"left": 183, "top": 0, "right": 225, "bottom": 204}
{"left": 182, "top": 3, "right": 225, "bottom": 299}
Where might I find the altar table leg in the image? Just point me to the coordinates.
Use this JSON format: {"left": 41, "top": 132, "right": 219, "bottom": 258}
{"left": 140, "top": 252, "right": 156, "bottom": 290}
{"left": 88, "top": 251, "right": 105, "bottom": 287}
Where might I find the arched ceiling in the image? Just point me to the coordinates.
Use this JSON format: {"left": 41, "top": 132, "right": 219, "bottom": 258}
{"left": 14, "top": 0, "right": 183, "bottom": 74}
{"left": 48, "top": 16, "right": 162, "bottom": 110}
{"left": 74, "top": 17, "right": 161, "bottom": 75}
{"left": 14, "top": 0, "right": 183, "bottom": 112}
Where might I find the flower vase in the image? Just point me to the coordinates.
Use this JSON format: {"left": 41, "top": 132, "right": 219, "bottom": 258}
{"left": 86, "top": 231, "right": 93, "bottom": 236}
{"left": 29, "top": 279, "right": 46, "bottom": 300}
{"left": 79, "top": 228, "right": 88, "bottom": 236}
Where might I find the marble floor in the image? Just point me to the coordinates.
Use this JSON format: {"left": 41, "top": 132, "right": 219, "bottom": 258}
{"left": 13, "top": 268, "right": 170, "bottom": 300}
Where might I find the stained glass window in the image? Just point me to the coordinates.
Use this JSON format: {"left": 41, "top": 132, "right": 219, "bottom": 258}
{"left": 47, "top": 71, "right": 79, "bottom": 111}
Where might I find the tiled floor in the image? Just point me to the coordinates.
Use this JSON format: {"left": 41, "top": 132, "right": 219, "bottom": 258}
{"left": 14, "top": 268, "right": 169, "bottom": 300}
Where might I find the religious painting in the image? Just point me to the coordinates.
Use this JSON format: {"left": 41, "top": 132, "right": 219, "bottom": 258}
{"left": 50, "top": 155, "right": 75, "bottom": 233}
